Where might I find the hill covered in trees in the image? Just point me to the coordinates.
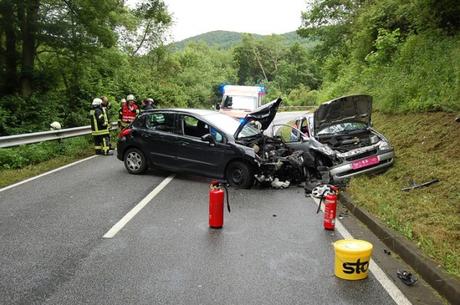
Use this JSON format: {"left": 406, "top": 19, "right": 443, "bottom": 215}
{"left": 170, "top": 30, "right": 317, "bottom": 50}
{"left": 171, "top": 31, "right": 263, "bottom": 50}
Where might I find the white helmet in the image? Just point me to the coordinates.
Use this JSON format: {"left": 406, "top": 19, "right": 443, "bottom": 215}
{"left": 50, "top": 121, "right": 62, "bottom": 130}
{"left": 127, "top": 94, "right": 135, "bottom": 101}
{"left": 92, "top": 98, "right": 102, "bottom": 107}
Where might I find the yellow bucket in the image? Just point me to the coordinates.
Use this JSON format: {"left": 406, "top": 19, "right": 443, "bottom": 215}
{"left": 333, "top": 239, "right": 373, "bottom": 280}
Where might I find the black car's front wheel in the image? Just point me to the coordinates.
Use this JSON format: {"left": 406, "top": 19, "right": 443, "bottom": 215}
{"left": 124, "top": 148, "right": 147, "bottom": 174}
{"left": 225, "top": 161, "right": 254, "bottom": 189}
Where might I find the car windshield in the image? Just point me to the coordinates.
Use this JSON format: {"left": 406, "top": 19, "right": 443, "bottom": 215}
{"left": 203, "top": 113, "right": 261, "bottom": 139}
{"left": 317, "top": 122, "right": 368, "bottom": 135}
{"left": 227, "top": 95, "right": 258, "bottom": 110}
{"left": 237, "top": 122, "right": 260, "bottom": 138}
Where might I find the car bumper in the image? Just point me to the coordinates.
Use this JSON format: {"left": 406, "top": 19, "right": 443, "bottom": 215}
{"left": 116, "top": 140, "right": 126, "bottom": 161}
{"left": 329, "top": 151, "right": 394, "bottom": 181}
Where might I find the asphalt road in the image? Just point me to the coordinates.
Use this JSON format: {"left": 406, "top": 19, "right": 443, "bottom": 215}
{"left": 0, "top": 155, "right": 442, "bottom": 305}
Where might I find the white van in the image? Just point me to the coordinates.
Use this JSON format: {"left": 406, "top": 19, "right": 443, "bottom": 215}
{"left": 217, "top": 85, "right": 266, "bottom": 119}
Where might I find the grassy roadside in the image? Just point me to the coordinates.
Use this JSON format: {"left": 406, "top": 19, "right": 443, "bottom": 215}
{"left": 0, "top": 152, "right": 94, "bottom": 188}
{"left": 0, "top": 136, "right": 94, "bottom": 188}
{"left": 348, "top": 112, "right": 460, "bottom": 277}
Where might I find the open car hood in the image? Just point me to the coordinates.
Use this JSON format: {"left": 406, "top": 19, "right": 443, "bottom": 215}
{"left": 234, "top": 98, "right": 282, "bottom": 138}
{"left": 314, "top": 95, "right": 372, "bottom": 133}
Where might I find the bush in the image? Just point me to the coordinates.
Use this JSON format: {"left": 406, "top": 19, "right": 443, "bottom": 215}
{"left": 286, "top": 85, "right": 319, "bottom": 105}
{"left": 0, "top": 136, "right": 92, "bottom": 170}
{"left": 317, "top": 32, "right": 460, "bottom": 112}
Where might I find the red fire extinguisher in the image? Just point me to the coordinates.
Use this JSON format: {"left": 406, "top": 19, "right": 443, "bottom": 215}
{"left": 316, "top": 184, "right": 339, "bottom": 230}
{"left": 323, "top": 192, "right": 337, "bottom": 230}
{"left": 209, "top": 180, "right": 230, "bottom": 229}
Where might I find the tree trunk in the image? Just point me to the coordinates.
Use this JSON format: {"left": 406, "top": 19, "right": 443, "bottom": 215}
{"left": 18, "top": 0, "right": 40, "bottom": 97}
{"left": 1, "top": 0, "right": 18, "bottom": 94}
{"left": 252, "top": 46, "right": 268, "bottom": 82}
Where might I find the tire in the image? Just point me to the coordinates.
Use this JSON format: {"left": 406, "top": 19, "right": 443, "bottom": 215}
{"left": 225, "top": 161, "right": 254, "bottom": 189}
{"left": 124, "top": 148, "right": 147, "bottom": 174}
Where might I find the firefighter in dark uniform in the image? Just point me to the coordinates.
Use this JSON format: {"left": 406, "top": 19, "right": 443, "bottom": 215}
{"left": 101, "top": 96, "right": 113, "bottom": 150}
{"left": 90, "top": 98, "right": 112, "bottom": 155}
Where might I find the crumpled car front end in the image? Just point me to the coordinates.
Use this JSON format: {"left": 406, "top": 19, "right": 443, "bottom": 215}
{"left": 312, "top": 95, "right": 394, "bottom": 182}
{"left": 327, "top": 130, "right": 394, "bottom": 181}
{"left": 235, "top": 98, "right": 307, "bottom": 186}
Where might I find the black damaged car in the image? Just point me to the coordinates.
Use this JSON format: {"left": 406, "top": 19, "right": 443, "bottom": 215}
{"left": 117, "top": 98, "right": 288, "bottom": 188}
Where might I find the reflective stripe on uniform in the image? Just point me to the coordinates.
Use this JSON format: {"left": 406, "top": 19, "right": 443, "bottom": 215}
{"left": 102, "top": 138, "right": 109, "bottom": 154}
{"left": 102, "top": 108, "right": 110, "bottom": 132}
{"left": 92, "top": 130, "right": 109, "bottom": 136}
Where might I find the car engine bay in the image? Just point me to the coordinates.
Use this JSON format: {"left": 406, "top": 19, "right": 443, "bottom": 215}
{"left": 238, "top": 135, "right": 308, "bottom": 187}
{"left": 316, "top": 130, "right": 378, "bottom": 153}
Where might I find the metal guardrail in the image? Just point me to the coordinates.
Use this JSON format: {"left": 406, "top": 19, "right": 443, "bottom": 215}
{"left": 278, "top": 105, "right": 317, "bottom": 112}
{"left": 0, "top": 122, "right": 118, "bottom": 149}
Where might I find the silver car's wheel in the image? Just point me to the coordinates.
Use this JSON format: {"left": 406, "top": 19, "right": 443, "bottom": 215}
{"left": 124, "top": 148, "right": 147, "bottom": 174}
{"left": 311, "top": 184, "right": 333, "bottom": 198}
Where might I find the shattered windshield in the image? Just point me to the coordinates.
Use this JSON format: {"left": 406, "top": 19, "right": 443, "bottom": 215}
{"left": 237, "top": 122, "right": 260, "bottom": 139}
{"left": 203, "top": 113, "right": 260, "bottom": 139}
{"left": 317, "top": 122, "right": 368, "bottom": 135}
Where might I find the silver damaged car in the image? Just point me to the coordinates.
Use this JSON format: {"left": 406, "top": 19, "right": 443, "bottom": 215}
{"left": 271, "top": 95, "right": 395, "bottom": 184}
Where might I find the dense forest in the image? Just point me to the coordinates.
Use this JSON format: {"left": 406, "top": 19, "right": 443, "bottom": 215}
{"left": 0, "top": 0, "right": 459, "bottom": 136}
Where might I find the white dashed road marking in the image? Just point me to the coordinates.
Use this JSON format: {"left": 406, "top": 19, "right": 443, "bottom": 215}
{"left": 314, "top": 197, "right": 412, "bottom": 305}
{"left": 103, "top": 174, "right": 175, "bottom": 238}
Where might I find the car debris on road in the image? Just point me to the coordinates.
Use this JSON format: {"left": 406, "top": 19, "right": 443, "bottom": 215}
{"left": 401, "top": 178, "right": 439, "bottom": 191}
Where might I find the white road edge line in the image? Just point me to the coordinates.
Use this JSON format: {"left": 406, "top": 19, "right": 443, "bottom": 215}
{"left": 0, "top": 155, "right": 98, "bottom": 193}
{"left": 103, "top": 174, "right": 175, "bottom": 239}
{"left": 314, "top": 198, "right": 412, "bottom": 305}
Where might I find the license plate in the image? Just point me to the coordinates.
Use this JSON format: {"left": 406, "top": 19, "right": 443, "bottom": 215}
{"left": 352, "top": 156, "right": 379, "bottom": 170}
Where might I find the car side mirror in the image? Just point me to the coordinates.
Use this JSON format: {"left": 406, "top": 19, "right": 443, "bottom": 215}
{"left": 215, "top": 103, "right": 220, "bottom": 110}
{"left": 201, "top": 133, "right": 215, "bottom": 145}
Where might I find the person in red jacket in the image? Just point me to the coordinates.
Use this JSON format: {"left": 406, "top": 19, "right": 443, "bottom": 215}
{"left": 120, "top": 94, "right": 139, "bottom": 129}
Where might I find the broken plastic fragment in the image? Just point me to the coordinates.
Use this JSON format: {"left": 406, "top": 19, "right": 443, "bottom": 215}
{"left": 271, "top": 178, "right": 290, "bottom": 189}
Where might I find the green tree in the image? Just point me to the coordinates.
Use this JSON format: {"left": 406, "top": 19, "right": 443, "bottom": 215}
{"left": 0, "top": 0, "right": 172, "bottom": 133}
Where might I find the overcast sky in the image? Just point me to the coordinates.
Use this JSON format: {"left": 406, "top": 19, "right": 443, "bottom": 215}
{"left": 161, "top": 0, "right": 308, "bottom": 42}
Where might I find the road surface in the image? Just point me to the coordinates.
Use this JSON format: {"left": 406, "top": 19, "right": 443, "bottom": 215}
{"left": 0, "top": 155, "right": 443, "bottom": 305}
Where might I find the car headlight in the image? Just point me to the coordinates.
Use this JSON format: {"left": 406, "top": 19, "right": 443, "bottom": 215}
{"left": 379, "top": 141, "right": 392, "bottom": 151}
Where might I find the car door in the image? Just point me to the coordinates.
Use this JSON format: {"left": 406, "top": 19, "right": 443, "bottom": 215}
{"left": 138, "top": 112, "right": 181, "bottom": 169}
{"left": 175, "top": 114, "right": 233, "bottom": 178}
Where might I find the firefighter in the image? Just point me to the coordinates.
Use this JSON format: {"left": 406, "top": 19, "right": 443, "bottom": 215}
{"left": 90, "top": 98, "right": 112, "bottom": 155}
{"left": 120, "top": 94, "right": 139, "bottom": 129}
{"left": 118, "top": 98, "right": 127, "bottom": 129}
{"left": 101, "top": 96, "right": 113, "bottom": 150}
{"left": 141, "top": 98, "right": 156, "bottom": 112}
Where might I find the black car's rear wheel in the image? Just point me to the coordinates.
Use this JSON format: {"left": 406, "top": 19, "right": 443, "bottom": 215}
{"left": 225, "top": 161, "right": 254, "bottom": 189}
{"left": 124, "top": 148, "right": 147, "bottom": 174}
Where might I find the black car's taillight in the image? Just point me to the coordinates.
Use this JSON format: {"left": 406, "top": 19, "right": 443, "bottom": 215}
{"left": 118, "top": 128, "right": 132, "bottom": 139}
